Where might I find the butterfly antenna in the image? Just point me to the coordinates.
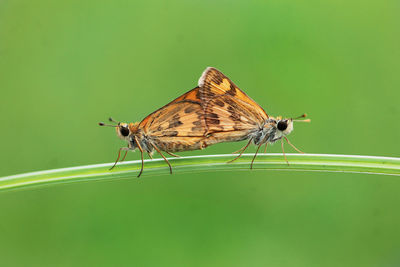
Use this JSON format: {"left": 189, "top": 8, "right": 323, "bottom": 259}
{"left": 99, "top": 117, "right": 121, "bottom": 127}
{"left": 294, "top": 113, "right": 307, "bottom": 119}
{"left": 98, "top": 122, "right": 117, "bottom": 127}
{"left": 292, "top": 113, "right": 311, "bottom": 122}
{"left": 109, "top": 117, "right": 122, "bottom": 126}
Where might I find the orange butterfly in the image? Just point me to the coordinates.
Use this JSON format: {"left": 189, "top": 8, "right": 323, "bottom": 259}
{"left": 197, "top": 67, "right": 310, "bottom": 167}
{"left": 99, "top": 86, "right": 211, "bottom": 177}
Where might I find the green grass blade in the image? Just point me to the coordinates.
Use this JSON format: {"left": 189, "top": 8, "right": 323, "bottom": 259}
{"left": 0, "top": 154, "right": 399, "bottom": 191}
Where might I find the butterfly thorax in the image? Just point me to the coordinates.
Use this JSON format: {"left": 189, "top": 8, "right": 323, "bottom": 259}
{"left": 129, "top": 135, "right": 154, "bottom": 154}
{"left": 127, "top": 123, "right": 155, "bottom": 154}
{"left": 114, "top": 121, "right": 153, "bottom": 154}
{"left": 128, "top": 122, "right": 140, "bottom": 133}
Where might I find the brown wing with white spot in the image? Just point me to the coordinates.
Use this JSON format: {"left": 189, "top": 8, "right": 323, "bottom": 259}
{"left": 198, "top": 67, "right": 268, "bottom": 134}
{"left": 198, "top": 67, "right": 268, "bottom": 116}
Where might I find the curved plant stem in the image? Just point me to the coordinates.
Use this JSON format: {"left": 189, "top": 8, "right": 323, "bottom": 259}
{"left": 0, "top": 154, "right": 399, "bottom": 191}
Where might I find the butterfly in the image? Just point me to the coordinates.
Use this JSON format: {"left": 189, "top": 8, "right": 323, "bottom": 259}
{"left": 99, "top": 86, "right": 212, "bottom": 177}
{"left": 197, "top": 67, "right": 310, "bottom": 168}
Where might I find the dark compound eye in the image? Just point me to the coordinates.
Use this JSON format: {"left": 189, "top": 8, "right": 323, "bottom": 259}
{"left": 277, "top": 120, "right": 288, "bottom": 131}
{"left": 120, "top": 126, "right": 129, "bottom": 137}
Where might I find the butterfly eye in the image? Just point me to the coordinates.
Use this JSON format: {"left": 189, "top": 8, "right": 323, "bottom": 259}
{"left": 120, "top": 126, "right": 130, "bottom": 137}
{"left": 277, "top": 120, "right": 288, "bottom": 131}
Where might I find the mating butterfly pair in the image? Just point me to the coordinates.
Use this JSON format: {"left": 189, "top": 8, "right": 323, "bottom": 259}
{"left": 99, "top": 67, "right": 310, "bottom": 177}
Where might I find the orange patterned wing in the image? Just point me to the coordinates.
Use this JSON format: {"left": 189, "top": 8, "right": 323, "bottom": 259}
{"left": 141, "top": 100, "right": 206, "bottom": 137}
{"left": 198, "top": 67, "right": 268, "bottom": 114}
{"left": 197, "top": 67, "right": 268, "bottom": 134}
{"left": 138, "top": 86, "right": 201, "bottom": 130}
{"left": 138, "top": 87, "right": 209, "bottom": 152}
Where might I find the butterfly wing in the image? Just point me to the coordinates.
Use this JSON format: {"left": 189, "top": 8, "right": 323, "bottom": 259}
{"left": 198, "top": 67, "right": 268, "bottom": 114}
{"left": 198, "top": 67, "right": 268, "bottom": 135}
{"left": 138, "top": 87, "right": 209, "bottom": 151}
{"left": 141, "top": 100, "right": 205, "bottom": 137}
{"left": 139, "top": 87, "right": 201, "bottom": 130}
{"left": 151, "top": 136, "right": 208, "bottom": 152}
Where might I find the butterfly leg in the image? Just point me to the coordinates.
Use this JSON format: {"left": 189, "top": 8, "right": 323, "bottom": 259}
{"left": 232, "top": 145, "right": 247, "bottom": 155}
{"left": 228, "top": 138, "right": 253, "bottom": 163}
{"left": 134, "top": 136, "right": 145, "bottom": 178}
{"left": 283, "top": 136, "right": 304, "bottom": 154}
{"left": 281, "top": 139, "right": 289, "bottom": 166}
{"left": 110, "top": 147, "right": 130, "bottom": 170}
{"left": 147, "top": 152, "right": 153, "bottom": 159}
{"left": 263, "top": 143, "right": 268, "bottom": 154}
{"left": 165, "top": 151, "right": 180, "bottom": 158}
{"left": 120, "top": 145, "right": 129, "bottom": 162}
{"left": 250, "top": 143, "right": 263, "bottom": 169}
{"left": 151, "top": 144, "right": 173, "bottom": 175}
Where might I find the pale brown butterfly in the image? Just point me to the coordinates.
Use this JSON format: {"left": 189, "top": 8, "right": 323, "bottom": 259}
{"left": 197, "top": 67, "right": 310, "bottom": 168}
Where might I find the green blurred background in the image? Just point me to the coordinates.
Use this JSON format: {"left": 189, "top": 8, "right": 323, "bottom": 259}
{"left": 0, "top": 0, "right": 399, "bottom": 266}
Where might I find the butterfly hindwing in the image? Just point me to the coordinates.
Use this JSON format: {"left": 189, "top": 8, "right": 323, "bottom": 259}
{"left": 151, "top": 136, "right": 208, "bottom": 152}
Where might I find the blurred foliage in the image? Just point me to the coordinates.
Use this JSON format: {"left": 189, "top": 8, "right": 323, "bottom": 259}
{"left": 0, "top": 0, "right": 399, "bottom": 266}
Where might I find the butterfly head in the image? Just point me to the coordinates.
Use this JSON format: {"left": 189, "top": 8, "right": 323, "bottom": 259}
{"left": 267, "top": 116, "right": 293, "bottom": 138}
{"left": 276, "top": 114, "right": 310, "bottom": 133}
{"left": 99, "top": 117, "right": 139, "bottom": 142}
{"left": 116, "top": 122, "right": 131, "bottom": 140}
{"left": 263, "top": 114, "right": 309, "bottom": 143}
{"left": 276, "top": 118, "right": 294, "bottom": 136}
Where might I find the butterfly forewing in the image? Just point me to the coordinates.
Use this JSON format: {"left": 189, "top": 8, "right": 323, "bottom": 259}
{"left": 137, "top": 87, "right": 209, "bottom": 152}
{"left": 198, "top": 67, "right": 268, "bottom": 116}
{"left": 138, "top": 87, "right": 201, "bottom": 130}
{"left": 198, "top": 68, "right": 268, "bottom": 138}
{"left": 144, "top": 101, "right": 206, "bottom": 137}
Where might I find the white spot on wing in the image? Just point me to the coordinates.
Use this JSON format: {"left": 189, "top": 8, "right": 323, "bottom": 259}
{"left": 198, "top": 67, "right": 214, "bottom": 87}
